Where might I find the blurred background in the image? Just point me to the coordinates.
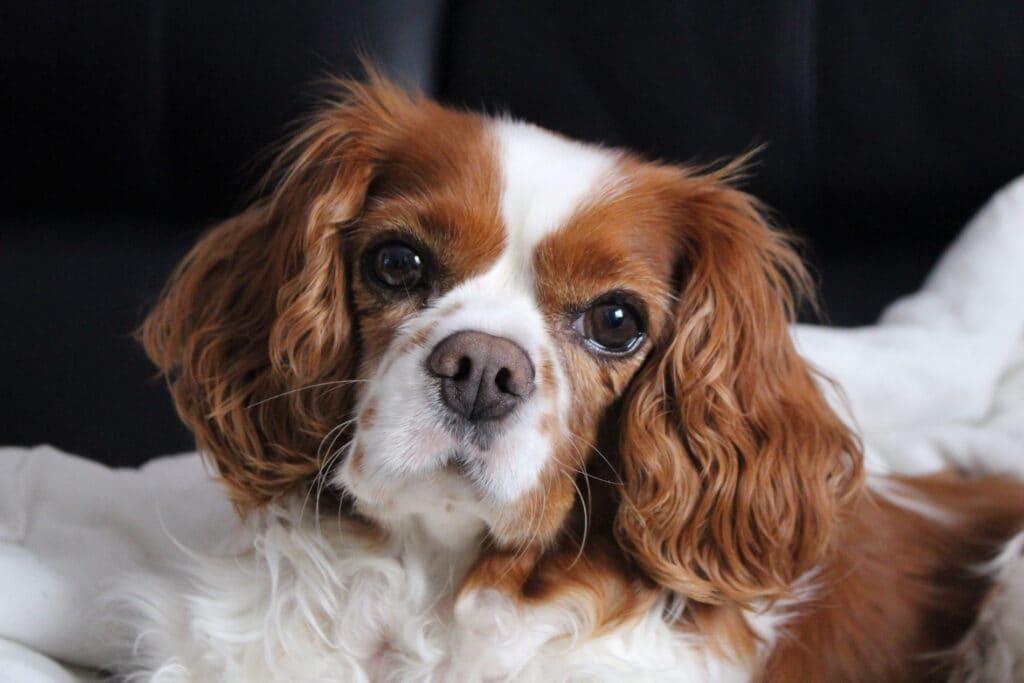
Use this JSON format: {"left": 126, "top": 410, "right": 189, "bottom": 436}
{"left": 2, "top": 1, "right": 1022, "bottom": 466}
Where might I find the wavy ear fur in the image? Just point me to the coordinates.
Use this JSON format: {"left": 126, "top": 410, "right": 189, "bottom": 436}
{"left": 141, "top": 76, "right": 421, "bottom": 511}
{"left": 615, "top": 165, "right": 863, "bottom": 605}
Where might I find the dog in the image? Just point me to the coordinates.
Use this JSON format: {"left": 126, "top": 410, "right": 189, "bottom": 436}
{"left": 123, "top": 73, "right": 1024, "bottom": 681}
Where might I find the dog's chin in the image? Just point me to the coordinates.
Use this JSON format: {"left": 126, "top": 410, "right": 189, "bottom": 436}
{"left": 333, "top": 433, "right": 491, "bottom": 539}
{"left": 333, "top": 411, "right": 555, "bottom": 549}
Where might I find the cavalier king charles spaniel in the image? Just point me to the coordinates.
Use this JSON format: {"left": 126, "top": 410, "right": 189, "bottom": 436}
{"left": 124, "top": 74, "right": 1024, "bottom": 681}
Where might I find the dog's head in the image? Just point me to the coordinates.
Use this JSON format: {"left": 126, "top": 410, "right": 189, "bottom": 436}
{"left": 143, "top": 75, "right": 861, "bottom": 606}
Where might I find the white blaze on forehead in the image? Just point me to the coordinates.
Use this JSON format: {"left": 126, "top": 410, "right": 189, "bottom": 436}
{"left": 489, "top": 119, "right": 619, "bottom": 290}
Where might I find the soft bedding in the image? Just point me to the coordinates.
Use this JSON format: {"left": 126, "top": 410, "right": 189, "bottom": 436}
{"left": 1, "top": 176, "right": 1022, "bottom": 682}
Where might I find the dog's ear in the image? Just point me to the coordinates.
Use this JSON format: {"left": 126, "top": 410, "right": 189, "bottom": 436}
{"left": 141, "top": 76, "right": 420, "bottom": 511}
{"left": 614, "top": 166, "right": 862, "bottom": 605}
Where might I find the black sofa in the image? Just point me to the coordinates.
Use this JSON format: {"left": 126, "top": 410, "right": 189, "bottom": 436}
{"left": 3, "top": 1, "right": 1022, "bottom": 467}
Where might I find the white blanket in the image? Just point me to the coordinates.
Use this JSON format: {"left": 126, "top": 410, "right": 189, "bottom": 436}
{"left": 2, "top": 176, "right": 1023, "bottom": 681}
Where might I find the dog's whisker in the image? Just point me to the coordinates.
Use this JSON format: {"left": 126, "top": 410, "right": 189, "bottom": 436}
{"left": 312, "top": 439, "right": 354, "bottom": 529}
{"left": 566, "top": 428, "right": 624, "bottom": 487}
{"left": 246, "top": 379, "right": 369, "bottom": 409}
{"left": 563, "top": 469, "right": 589, "bottom": 570}
{"left": 317, "top": 416, "right": 358, "bottom": 464}
{"left": 552, "top": 453, "right": 591, "bottom": 566}
{"left": 297, "top": 416, "right": 359, "bottom": 526}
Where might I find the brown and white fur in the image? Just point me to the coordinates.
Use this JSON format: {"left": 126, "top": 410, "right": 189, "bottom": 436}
{"left": 122, "top": 74, "right": 1024, "bottom": 682}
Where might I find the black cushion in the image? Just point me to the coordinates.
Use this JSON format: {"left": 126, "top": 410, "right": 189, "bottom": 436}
{"left": 1, "top": 220, "right": 196, "bottom": 463}
{"left": 2, "top": 0, "right": 445, "bottom": 220}
{"left": 440, "top": 0, "right": 1024, "bottom": 325}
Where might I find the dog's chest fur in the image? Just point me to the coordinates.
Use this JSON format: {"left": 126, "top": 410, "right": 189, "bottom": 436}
{"left": 119, "top": 498, "right": 761, "bottom": 682}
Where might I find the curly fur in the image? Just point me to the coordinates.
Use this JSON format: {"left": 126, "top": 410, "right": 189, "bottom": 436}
{"left": 127, "top": 72, "right": 1024, "bottom": 681}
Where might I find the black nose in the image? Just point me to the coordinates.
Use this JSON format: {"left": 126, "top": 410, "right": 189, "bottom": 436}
{"left": 427, "top": 331, "right": 535, "bottom": 421}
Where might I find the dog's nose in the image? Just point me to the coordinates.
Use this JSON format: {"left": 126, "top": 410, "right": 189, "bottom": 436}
{"left": 427, "top": 331, "right": 535, "bottom": 421}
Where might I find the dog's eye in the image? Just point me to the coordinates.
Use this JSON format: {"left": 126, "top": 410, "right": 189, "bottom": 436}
{"left": 573, "top": 298, "right": 645, "bottom": 355}
{"left": 370, "top": 242, "right": 425, "bottom": 290}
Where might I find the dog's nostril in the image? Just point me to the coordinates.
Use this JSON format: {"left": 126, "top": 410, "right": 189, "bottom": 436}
{"left": 494, "top": 367, "right": 513, "bottom": 394}
{"left": 454, "top": 356, "right": 472, "bottom": 381}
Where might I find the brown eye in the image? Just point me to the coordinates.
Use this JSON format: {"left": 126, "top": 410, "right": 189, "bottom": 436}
{"left": 370, "top": 242, "right": 424, "bottom": 290}
{"left": 573, "top": 298, "right": 645, "bottom": 355}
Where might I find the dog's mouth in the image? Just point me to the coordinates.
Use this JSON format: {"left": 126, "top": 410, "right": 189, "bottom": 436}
{"left": 445, "top": 451, "right": 474, "bottom": 476}
{"left": 441, "top": 449, "right": 488, "bottom": 492}
{"left": 439, "top": 411, "right": 506, "bottom": 452}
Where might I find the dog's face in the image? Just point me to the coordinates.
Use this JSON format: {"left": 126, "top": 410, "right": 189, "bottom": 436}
{"left": 144, "top": 77, "right": 860, "bottom": 606}
{"left": 335, "top": 116, "right": 681, "bottom": 545}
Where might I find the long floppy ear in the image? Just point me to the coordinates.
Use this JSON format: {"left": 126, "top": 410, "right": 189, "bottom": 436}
{"left": 615, "top": 166, "right": 863, "bottom": 605}
{"left": 141, "top": 76, "right": 419, "bottom": 511}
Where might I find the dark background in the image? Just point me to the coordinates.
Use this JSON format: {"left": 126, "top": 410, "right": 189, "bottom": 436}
{"left": 2, "top": 1, "right": 1022, "bottom": 466}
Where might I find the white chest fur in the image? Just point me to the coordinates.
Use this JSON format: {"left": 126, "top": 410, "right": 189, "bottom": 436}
{"left": 115, "top": 498, "right": 757, "bottom": 682}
